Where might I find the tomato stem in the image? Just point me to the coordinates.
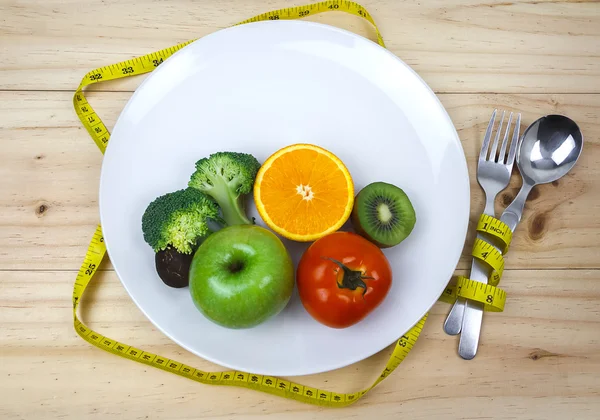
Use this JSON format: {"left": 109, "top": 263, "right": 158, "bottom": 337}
{"left": 322, "top": 257, "right": 373, "bottom": 298}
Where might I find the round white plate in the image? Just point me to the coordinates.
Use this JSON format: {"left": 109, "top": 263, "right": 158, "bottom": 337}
{"left": 99, "top": 20, "right": 469, "bottom": 376}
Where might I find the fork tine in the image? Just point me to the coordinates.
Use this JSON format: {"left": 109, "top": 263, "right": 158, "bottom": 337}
{"left": 507, "top": 113, "right": 522, "bottom": 165}
{"left": 488, "top": 110, "right": 505, "bottom": 161}
{"left": 479, "top": 109, "right": 497, "bottom": 161}
{"left": 498, "top": 112, "right": 513, "bottom": 163}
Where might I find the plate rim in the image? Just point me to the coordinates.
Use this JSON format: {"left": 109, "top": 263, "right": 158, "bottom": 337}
{"left": 98, "top": 19, "right": 470, "bottom": 376}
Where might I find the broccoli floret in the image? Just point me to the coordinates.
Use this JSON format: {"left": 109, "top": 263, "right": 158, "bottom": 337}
{"left": 141, "top": 188, "right": 220, "bottom": 254}
{"left": 188, "top": 152, "right": 261, "bottom": 226}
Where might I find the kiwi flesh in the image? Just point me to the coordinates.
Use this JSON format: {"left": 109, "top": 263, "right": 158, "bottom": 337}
{"left": 351, "top": 182, "right": 416, "bottom": 248}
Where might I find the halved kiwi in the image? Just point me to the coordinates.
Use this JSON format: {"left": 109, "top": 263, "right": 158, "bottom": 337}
{"left": 351, "top": 182, "right": 416, "bottom": 248}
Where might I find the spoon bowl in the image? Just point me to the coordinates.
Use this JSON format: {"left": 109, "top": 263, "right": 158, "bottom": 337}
{"left": 517, "top": 114, "right": 583, "bottom": 186}
{"left": 501, "top": 114, "right": 583, "bottom": 229}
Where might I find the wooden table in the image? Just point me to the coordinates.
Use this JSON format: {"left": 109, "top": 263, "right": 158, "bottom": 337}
{"left": 2, "top": 1, "right": 599, "bottom": 418}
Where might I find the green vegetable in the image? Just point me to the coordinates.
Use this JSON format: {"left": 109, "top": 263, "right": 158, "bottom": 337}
{"left": 141, "top": 187, "right": 221, "bottom": 254}
{"left": 188, "top": 152, "right": 261, "bottom": 226}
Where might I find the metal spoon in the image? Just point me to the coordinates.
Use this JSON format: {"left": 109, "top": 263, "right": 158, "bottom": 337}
{"left": 457, "top": 114, "right": 583, "bottom": 360}
{"left": 499, "top": 114, "right": 583, "bottom": 229}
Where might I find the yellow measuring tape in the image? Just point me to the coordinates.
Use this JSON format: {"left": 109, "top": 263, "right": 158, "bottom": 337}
{"left": 477, "top": 214, "right": 512, "bottom": 253}
{"left": 453, "top": 276, "right": 506, "bottom": 312}
{"left": 73, "top": 228, "right": 426, "bottom": 407}
{"left": 72, "top": 0, "right": 430, "bottom": 408}
{"left": 72, "top": 0, "right": 513, "bottom": 407}
{"left": 440, "top": 215, "right": 511, "bottom": 311}
{"left": 472, "top": 237, "right": 505, "bottom": 284}
{"left": 73, "top": 0, "right": 384, "bottom": 154}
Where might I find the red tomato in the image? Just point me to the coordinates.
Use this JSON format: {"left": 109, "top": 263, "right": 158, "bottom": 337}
{"left": 296, "top": 231, "right": 392, "bottom": 329}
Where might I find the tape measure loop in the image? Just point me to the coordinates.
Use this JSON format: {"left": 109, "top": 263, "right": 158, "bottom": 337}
{"left": 72, "top": 222, "right": 427, "bottom": 406}
{"left": 454, "top": 276, "right": 506, "bottom": 312}
{"left": 476, "top": 214, "right": 512, "bottom": 253}
{"left": 71, "top": 1, "right": 432, "bottom": 407}
{"left": 471, "top": 237, "right": 505, "bottom": 283}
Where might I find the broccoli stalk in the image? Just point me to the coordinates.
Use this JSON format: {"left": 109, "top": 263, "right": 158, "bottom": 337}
{"left": 141, "top": 187, "right": 221, "bottom": 254}
{"left": 188, "top": 152, "right": 261, "bottom": 226}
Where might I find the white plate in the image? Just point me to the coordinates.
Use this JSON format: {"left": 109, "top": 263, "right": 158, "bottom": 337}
{"left": 99, "top": 20, "right": 470, "bottom": 376}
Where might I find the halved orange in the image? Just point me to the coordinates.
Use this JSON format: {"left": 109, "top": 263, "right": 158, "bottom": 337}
{"left": 254, "top": 144, "right": 354, "bottom": 242}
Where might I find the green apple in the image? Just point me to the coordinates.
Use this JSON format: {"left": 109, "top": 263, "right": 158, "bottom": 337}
{"left": 189, "top": 224, "right": 294, "bottom": 329}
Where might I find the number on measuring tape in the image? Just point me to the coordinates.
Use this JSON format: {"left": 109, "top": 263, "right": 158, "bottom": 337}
{"left": 453, "top": 276, "right": 506, "bottom": 311}
{"left": 477, "top": 214, "right": 512, "bottom": 253}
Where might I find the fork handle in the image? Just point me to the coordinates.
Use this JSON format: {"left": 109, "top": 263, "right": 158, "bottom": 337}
{"left": 483, "top": 195, "right": 496, "bottom": 217}
{"left": 443, "top": 297, "right": 466, "bottom": 335}
{"left": 442, "top": 193, "right": 496, "bottom": 335}
{"left": 457, "top": 181, "right": 533, "bottom": 358}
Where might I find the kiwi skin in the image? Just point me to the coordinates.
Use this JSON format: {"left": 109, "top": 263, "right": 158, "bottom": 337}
{"left": 350, "top": 182, "right": 416, "bottom": 248}
{"left": 351, "top": 211, "right": 387, "bottom": 247}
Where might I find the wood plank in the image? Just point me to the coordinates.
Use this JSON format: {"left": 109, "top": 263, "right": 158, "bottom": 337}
{"left": 1, "top": 91, "right": 599, "bottom": 270}
{"left": 1, "top": 0, "right": 599, "bottom": 93}
{"left": 1, "top": 269, "right": 599, "bottom": 418}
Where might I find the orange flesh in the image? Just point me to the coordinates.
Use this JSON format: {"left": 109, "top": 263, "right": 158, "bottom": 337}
{"left": 255, "top": 145, "right": 353, "bottom": 240}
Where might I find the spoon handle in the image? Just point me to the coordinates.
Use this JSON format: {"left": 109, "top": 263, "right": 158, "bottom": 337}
{"left": 500, "top": 182, "right": 534, "bottom": 232}
{"left": 457, "top": 181, "right": 533, "bottom": 359}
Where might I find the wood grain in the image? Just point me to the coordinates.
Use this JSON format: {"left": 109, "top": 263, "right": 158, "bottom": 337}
{"left": 2, "top": 0, "right": 600, "bottom": 418}
{"left": 0, "top": 0, "right": 599, "bottom": 93}
{"left": 1, "top": 269, "right": 599, "bottom": 418}
{"left": 1, "top": 91, "right": 598, "bottom": 270}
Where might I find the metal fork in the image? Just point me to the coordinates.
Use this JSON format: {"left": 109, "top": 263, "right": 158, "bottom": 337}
{"left": 443, "top": 109, "right": 521, "bottom": 343}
